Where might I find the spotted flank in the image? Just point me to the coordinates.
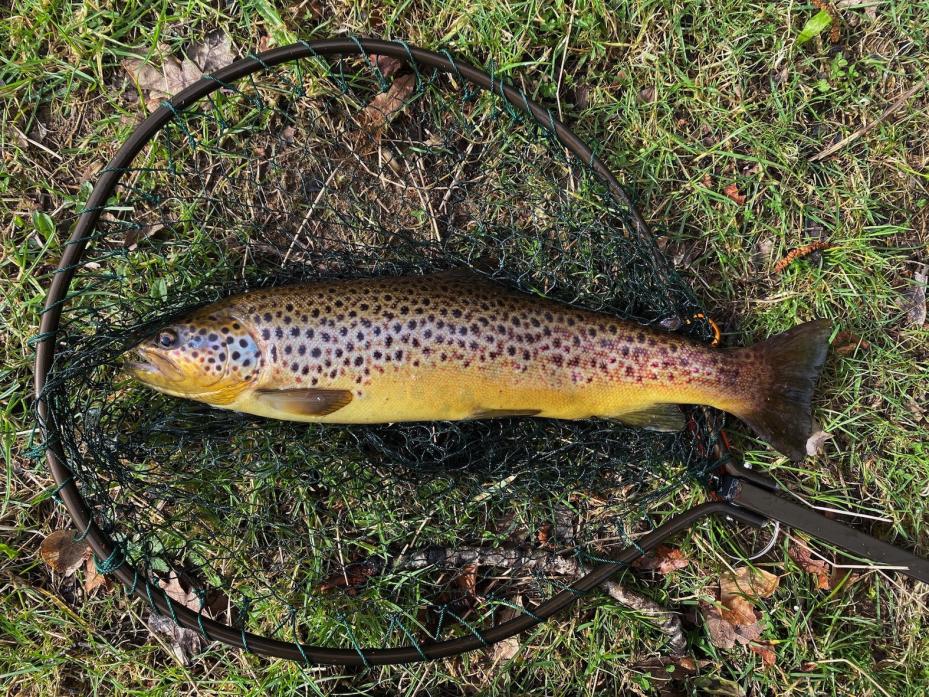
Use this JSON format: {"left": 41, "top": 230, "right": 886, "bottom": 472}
{"left": 128, "top": 271, "right": 831, "bottom": 461}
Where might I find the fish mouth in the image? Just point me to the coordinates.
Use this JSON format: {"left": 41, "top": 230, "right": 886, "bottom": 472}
{"left": 126, "top": 346, "right": 183, "bottom": 384}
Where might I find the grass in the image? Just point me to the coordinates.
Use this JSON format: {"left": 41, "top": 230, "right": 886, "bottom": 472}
{"left": 2, "top": 0, "right": 929, "bottom": 694}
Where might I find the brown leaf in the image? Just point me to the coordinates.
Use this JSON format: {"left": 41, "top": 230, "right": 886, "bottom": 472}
{"left": 456, "top": 563, "right": 478, "bottom": 597}
{"left": 720, "top": 596, "right": 758, "bottom": 626}
{"left": 634, "top": 544, "right": 690, "bottom": 574}
{"left": 147, "top": 611, "right": 204, "bottom": 665}
{"left": 490, "top": 636, "right": 520, "bottom": 663}
{"left": 750, "top": 641, "right": 777, "bottom": 667}
{"left": 720, "top": 567, "right": 779, "bottom": 602}
{"left": 701, "top": 602, "right": 737, "bottom": 650}
{"left": 186, "top": 31, "right": 234, "bottom": 74}
{"left": 158, "top": 573, "right": 202, "bottom": 611}
{"left": 370, "top": 54, "right": 404, "bottom": 79}
{"left": 318, "top": 559, "right": 380, "bottom": 594}
{"left": 123, "top": 56, "right": 202, "bottom": 104}
{"left": 789, "top": 543, "right": 832, "bottom": 589}
{"left": 536, "top": 523, "right": 551, "bottom": 545}
{"left": 84, "top": 557, "right": 108, "bottom": 595}
{"left": 833, "top": 330, "right": 870, "bottom": 355}
{"left": 359, "top": 74, "right": 417, "bottom": 130}
{"left": 805, "top": 430, "right": 833, "bottom": 457}
{"left": 39, "top": 529, "right": 90, "bottom": 576}
{"left": 638, "top": 86, "right": 656, "bottom": 103}
{"left": 723, "top": 183, "right": 746, "bottom": 205}
{"left": 123, "top": 33, "right": 234, "bottom": 108}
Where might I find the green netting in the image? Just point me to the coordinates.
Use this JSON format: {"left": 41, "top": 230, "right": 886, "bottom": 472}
{"left": 36, "top": 45, "right": 726, "bottom": 656}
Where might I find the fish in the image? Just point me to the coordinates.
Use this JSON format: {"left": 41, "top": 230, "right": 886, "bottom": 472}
{"left": 127, "top": 271, "right": 831, "bottom": 461}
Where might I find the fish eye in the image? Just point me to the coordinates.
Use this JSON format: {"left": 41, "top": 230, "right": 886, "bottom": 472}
{"left": 156, "top": 329, "right": 179, "bottom": 349}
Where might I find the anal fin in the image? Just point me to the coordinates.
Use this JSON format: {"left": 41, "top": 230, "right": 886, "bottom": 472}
{"left": 255, "top": 388, "right": 353, "bottom": 416}
{"left": 611, "top": 404, "right": 685, "bottom": 432}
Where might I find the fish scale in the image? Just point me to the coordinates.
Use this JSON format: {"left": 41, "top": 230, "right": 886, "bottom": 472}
{"left": 129, "top": 271, "right": 831, "bottom": 461}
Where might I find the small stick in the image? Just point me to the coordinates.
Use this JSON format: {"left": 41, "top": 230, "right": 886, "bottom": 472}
{"left": 809, "top": 80, "right": 927, "bottom": 162}
{"left": 280, "top": 165, "right": 339, "bottom": 267}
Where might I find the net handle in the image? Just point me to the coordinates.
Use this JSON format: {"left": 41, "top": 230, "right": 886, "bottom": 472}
{"left": 33, "top": 37, "right": 685, "bottom": 664}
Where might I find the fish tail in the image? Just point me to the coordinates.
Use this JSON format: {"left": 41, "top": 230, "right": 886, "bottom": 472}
{"left": 733, "top": 319, "right": 831, "bottom": 461}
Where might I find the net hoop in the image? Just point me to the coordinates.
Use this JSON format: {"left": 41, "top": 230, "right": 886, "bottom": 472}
{"left": 34, "top": 37, "right": 710, "bottom": 664}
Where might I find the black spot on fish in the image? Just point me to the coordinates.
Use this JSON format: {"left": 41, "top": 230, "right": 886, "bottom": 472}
{"left": 311, "top": 347, "right": 321, "bottom": 358}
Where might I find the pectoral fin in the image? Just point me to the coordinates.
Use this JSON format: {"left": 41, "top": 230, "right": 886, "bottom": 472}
{"left": 611, "top": 404, "right": 685, "bottom": 432}
{"left": 255, "top": 388, "right": 353, "bottom": 416}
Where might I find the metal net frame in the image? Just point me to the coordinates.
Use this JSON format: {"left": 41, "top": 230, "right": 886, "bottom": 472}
{"left": 33, "top": 38, "right": 732, "bottom": 664}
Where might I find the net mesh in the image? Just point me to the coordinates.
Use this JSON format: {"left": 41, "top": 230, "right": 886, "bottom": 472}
{"left": 36, "top": 47, "right": 725, "bottom": 654}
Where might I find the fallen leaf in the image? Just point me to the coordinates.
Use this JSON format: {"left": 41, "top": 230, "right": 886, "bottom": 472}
{"left": 805, "top": 430, "right": 833, "bottom": 457}
{"left": 370, "top": 54, "right": 404, "bottom": 79}
{"left": 638, "top": 86, "right": 656, "bottom": 103}
{"left": 797, "top": 9, "right": 833, "bottom": 45}
{"left": 720, "top": 567, "right": 779, "bottom": 602}
{"left": 833, "top": 330, "right": 870, "bottom": 356}
{"left": 750, "top": 641, "right": 777, "bottom": 667}
{"left": 789, "top": 542, "right": 832, "bottom": 589}
{"left": 723, "top": 183, "right": 746, "bottom": 205}
{"left": 359, "top": 74, "right": 417, "bottom": 130}
{"left": 318, "top": 559, "right": 380, "bottom": 594}
{"left": 536, "top": 523, "right": 551, "bottom": 545}
{"left": 720, "top": 596, "right": 757, "bottom": 627}
{"left": 490, "top": 636, "right": 520, "bottom": 663}
{"left": 634, "top": 545, "right": 691, "bottom": 574}
{"left": 84, "top": 557, "right": 108, "bottom": 595}
{"left": 904, "top": 263, "right": 927, "bottom": 327}
{"left": 701, "top": 602, "right": 737, "bottom": 650}
{"left": 39, "top": 529, "right": 90, "bottom": 576}
{"left": 123, "top": 32, "right": 235, "bottom": 108}
{"left": 159, "top": 573, "right": 202, "bottom": 611}
{"left": 701, "top": 173, "right": 714, "bottom": 189}
{"left": 186, "top": 30, "right": 234, "bottom": 74}
{"left": 123, "top": 56, "right": 202, "bottom": 104}
{"left": 147, "top": 611, "right": 204, "bottom": 665}
{"left": 733, "top": 618, "right": 763, "bottom": 645}
{"left": 456, "top": 563, "right": 478, "bottom": 598}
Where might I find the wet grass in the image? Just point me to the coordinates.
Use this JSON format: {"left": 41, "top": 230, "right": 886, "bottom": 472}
{"left": 2, "top": 0, "right": 928, "bottom": 694}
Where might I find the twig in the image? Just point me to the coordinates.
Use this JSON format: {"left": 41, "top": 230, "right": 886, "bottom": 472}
{"left": 809, "top": 80, "right": 927, "bottom": 162}
{"left": 280, "top": 165, "right": 339, "bottom": 267}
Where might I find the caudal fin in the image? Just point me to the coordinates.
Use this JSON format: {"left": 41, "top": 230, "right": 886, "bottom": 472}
{"left": 735, "top": 319, "right": 831, "bottom": 461}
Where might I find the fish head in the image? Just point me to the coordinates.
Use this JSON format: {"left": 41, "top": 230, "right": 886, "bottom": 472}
{"left": 127, "top": 308, "right": 262, "bottom": 405}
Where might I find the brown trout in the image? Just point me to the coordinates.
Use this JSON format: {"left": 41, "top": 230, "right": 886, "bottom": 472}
{"left": 128, "top": 272, "right": 830, "bottom": 460}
